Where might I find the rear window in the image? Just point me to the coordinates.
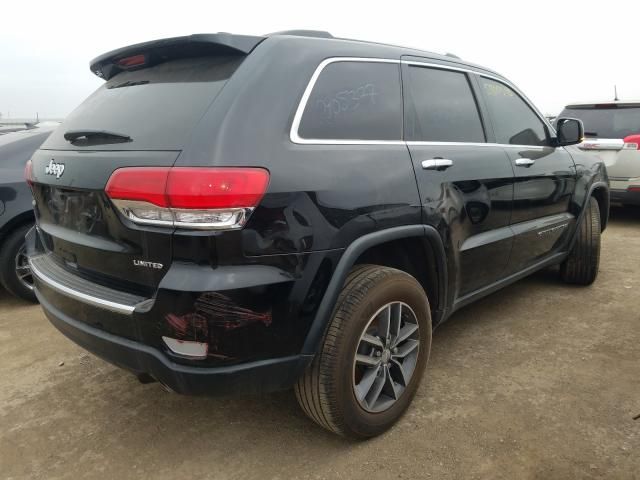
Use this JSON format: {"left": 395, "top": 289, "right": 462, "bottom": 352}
{"left": 43, "top": 56, "right": 243, "bottom": 150}
{"left": 558, "top": 105, "right": 640, "bottom": 139}
{"left": 297, "top": 61, "right": 402, "bottom": 141}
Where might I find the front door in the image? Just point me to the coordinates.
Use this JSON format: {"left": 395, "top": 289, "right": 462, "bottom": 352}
{"left": 401, "top": 61, "right": 515, "bottom": 298}
{"left": 477, "top": 76, "right": 577, "bottom": 273}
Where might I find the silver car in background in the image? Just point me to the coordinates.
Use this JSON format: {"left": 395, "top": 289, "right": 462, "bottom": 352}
{"left": 557, "top": 101, "right": 640, "bottom": 206}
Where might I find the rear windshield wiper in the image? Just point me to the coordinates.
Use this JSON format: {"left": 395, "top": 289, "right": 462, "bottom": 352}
{"left": 64, "top": 129, "right": 132, "bottom": 144}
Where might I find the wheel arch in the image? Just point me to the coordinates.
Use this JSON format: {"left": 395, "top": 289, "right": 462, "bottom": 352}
{"left": 590, "top": 183, "right": 609, "bottom": 231}
{"left": 301, "top": 225, "right": 447, "bottom": 355}
{"left": 0, "top": 211, "right": 35, "bottom": 246}
{"left": 566, "top": 181, "right": 609, "bottom": 253}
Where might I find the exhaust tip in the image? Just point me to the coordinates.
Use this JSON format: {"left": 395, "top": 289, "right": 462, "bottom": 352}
{"left": 136, "top": 373, "right": 157, "bottom": 384}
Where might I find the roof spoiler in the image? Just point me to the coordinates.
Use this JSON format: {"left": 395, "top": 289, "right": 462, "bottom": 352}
{"left": 90, "top": 33, "right": 265, "bottom": 80}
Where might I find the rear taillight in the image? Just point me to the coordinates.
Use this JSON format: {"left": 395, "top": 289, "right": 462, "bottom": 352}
{"left": 623, "top": 134, "right": 640, "bottom": 150}
{"left": 105, "top": 167, "right": 270, "bottom": 230}
{"left": 24, "top": 159, "right": 33, "bottom": 186}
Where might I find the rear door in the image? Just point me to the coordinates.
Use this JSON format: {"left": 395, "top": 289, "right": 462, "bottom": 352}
{"left": 401, "top": 60, "right": 515, "bottom": 298}
{"left": 30, "top": 55, "right": 245, "bottom": 294}
{"left": 477, "top": 76, "right": 577, "bottom": 273}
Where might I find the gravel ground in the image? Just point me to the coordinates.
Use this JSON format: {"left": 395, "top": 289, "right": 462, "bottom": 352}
{"left": 1, "top": 207, "right": 638, "bottom": 480}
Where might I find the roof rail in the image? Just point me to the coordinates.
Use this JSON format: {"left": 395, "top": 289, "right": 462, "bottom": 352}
{"left": 267, "top": 30, "right": 333, "bottom": 39}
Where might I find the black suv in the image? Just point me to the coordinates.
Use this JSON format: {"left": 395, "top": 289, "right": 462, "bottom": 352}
{"left": 25, "top": 31, "right": 609, "bottom": 438}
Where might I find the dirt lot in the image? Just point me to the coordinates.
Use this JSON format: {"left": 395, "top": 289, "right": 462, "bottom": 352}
{"left": 1, "top": 208, "right": 638, "bottom": 480}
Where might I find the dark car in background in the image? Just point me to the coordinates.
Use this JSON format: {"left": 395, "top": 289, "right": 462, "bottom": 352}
{"left": 0, "top": 125, "right": 57, "bottom": 301}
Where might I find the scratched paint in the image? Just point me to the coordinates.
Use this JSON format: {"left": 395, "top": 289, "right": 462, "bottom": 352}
{"left": 194, "top": 292, "right": 272, "bottom": 330}
{"left": 164, "top": 292, "right": 272, "bottom": 359}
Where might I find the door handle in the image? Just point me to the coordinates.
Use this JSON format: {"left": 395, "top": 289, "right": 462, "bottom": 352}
{"left": 422, "top": 159, "right": 454, "bottom": 170}
{"left": 514, "top": 158, "right": 535, "bottom": 167}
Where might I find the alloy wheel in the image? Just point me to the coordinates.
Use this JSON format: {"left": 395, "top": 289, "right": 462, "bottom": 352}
{"left": 352, "top": 301, "right": 420, "bottom": 413}
{"left": 14, "top": 244, "right": 34, "bottom": 291}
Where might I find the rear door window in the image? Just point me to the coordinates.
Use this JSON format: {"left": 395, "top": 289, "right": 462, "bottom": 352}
{"left": 43, "top": 56, "right": 244, "bottom": 151}
{"left": 297, "top": 61, "right": 402, "bottom": 141}
{"left": 403, "top": 66, "right": 485, "bottom": 143}
{"left": 479, "top": 77, "right": 549, "bottom": 146}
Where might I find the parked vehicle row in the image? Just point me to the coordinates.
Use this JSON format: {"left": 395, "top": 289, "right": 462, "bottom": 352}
{"left": 19, "top": 31, "right": 609, "bottom": 438}
{"left": 0, "top": 123, "right": 33, "bottom": 135}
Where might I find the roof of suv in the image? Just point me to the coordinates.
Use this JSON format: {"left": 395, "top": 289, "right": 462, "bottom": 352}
{"left": 90, "top": 30, "right": 504, "bottom": 81}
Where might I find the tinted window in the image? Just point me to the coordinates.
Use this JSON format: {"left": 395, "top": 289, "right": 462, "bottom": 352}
{"left": 558, "top": 105, "right": 640, "bottom": 139}
{"left": 480, "top": 77, "right": 548, "bottom": 146}
{"left": 404, "top": 66, "right": 485, "bottom": 142}
{"left": 43, "top": 56, "right": 243, "bottom": 150}
{"left": 298, "top": 62, "right": 402, "bottom": 140}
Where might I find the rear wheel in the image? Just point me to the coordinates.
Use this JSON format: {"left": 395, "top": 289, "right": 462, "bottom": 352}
{"left": 295, "top": 265, "right": 431, "bottom": 438}
{"left": 560, "top": 197, "right": 601, "bottom": 285}
{"left": 0, "top": 224, "right": 36, "bottom": 302}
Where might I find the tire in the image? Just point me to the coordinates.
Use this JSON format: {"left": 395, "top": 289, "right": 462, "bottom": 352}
{"left": 295, "top": 264, "right": 432, "bottom": 438}
{"left": 560, "top": 197, "right": 601, "bottom": 285}
{"left": 0, "top": 224, "right": 37, "bottom": 302}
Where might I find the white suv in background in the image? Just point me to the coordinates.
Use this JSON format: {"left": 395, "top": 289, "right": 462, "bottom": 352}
{"left": 557, "top": 101, "right": 640, "bottom": 206}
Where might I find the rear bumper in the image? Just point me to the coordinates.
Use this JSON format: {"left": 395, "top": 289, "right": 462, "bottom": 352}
{"left": 610, "top": 188, "right": 640, "bottom": 206}
{"left": 37, "top": 290, "right": 313, "bottom": 395}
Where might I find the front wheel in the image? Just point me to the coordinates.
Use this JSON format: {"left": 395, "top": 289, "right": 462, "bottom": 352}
{"left": 560, "top": 196, "right": 601, "bottom": 285}
{"left": 0, "top": 224, "right": 37, "bottom": 302}
{"left": 295, "top": 265, "right": 432, "bottom": 438}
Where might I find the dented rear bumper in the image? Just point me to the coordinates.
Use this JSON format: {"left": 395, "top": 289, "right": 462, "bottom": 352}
{"left": 38, "top": 289, "right": 312, "bottom": 395}
{"left": 27, "top": 227, "right": 338, "bottom": 390}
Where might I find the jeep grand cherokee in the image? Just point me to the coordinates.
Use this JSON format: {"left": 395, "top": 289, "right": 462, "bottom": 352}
{"left": 25, "top": 30, "right": 609, "bottom": 438}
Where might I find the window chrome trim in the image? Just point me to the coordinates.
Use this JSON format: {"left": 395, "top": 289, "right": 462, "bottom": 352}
{"left": 289, "top": 57, "right": 403, "bottom": 145}
{"left": 402, "top": 60, "right": 492, "bottom": 77}
{"left": 290, "top": 56, "right": 554, "bottom": 148}
{"left": 406, "top": 141, "right": 547, "bottom": 150}
{"left": 29, "top": 257, "right": 137, "bottom": 315}
{"left": 403, "top": 60, "right": 555, "bottom": 138}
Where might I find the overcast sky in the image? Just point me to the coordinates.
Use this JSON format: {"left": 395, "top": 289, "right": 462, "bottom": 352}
{"left": 2, "top": 0, "right": 638, "bottom": 119}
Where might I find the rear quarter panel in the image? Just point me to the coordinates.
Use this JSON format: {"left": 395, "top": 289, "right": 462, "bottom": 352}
{"left": 164, "top": 37, "right": 423, "bottom": 361}
{"left": 180, "top": 37, "right": 423, "bottom": 257}
{"left": 608, "top": 148, "right": 640, "bottom": 180}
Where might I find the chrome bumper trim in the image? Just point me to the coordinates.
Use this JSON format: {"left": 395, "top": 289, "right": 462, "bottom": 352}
{"left": 29, "top": 258, "right": 137, "bottom": 315}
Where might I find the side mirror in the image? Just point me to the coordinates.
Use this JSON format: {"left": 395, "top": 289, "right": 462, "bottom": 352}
{"left": 555, "top": 118, "right": 584, "bottom": 146}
